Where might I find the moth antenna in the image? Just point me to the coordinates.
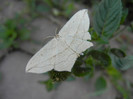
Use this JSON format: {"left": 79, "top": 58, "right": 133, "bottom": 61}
{"left": 43, "top": 27, "right": 59, "bottom": 41}
{"left": 43, "top": 36, "right": 54, "bottom": 41}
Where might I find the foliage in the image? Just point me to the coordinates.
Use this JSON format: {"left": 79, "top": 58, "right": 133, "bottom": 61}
{"left": 81, "top": 0, "right": 100, "bottom": 7}
{"left": 87, "top": 50, "right": 111, "bottom": 68}
{"left": 39, "top": 79, "right": 60, "bottom": 91}
{"left": 111, "top": 55, "right": 133, "bottom": 71}
{"left": 122, "top": 0, "right": 133, "bottom": 22}
{"left": 24, "top": 0, "right": 75, "bottom": 18}
{"left": 72, "top": 57, "right": 92, "bottom": 77}
{"left": 93, "top": 0, "right": 122, "bottom": 40}
{"left": 95, "top": 77, "right": 106, "bottom": 90}
{"left": 48, "top": 70, "right": 71, "bottom": 82}
{"left": 94, "top": 76, "right": 107, "bottom": 95}
{"left": 0, "top": 15, "right": 30, "bottom": 49}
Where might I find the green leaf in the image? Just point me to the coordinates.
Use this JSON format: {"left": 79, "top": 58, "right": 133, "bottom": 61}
{"left": 117, "top": 86, "right": 130, "bottom": 99}
{"left": 39, "top": 79, "right": 61, "bottom": 91}
{"left": 36, "top": 4, "right": 51, "bottom": 12}
{"left": 0, "top": 26, "right": 17, "bottom": 49}
{"left": 93, "top": 0, "right": 122, "bottom": 38}
{"left": 72, "top": 58, "right": 92, "bottom": 77}
{"left": 89, "top": 76, "right": 107, "bottom": 96}
{"left": 85, "top": 56, "right": 93, "bottom": 66}
{"left": 107, "top": 66, "right": 122, "bottom": 80}
{"left": 89, "top": 27, "right": 109, "bottom": 44}
{"left": 110, "top": 48, "right": 126, "bottom": 58}
{"left": 72, "top": 66, "right": 91, "bottom": 77}
{"left": 111, "top": 55, "right": 133, "bottom": 70}
{"left": 39, "top": 79, "right": 54, "bottom": 91}
{"left": 113, "top": 81, "right": 131, "bottom": 99}
{"left": 89, "top": 28, "right": 99, "bottom": 41}
{"left": 30, "top": 0, "right": 36, "bottom": 11}
{"left": 0, "top": 16, "right": 30, "bottom": 49}
{"left": 43, "top": 0, "right": 53, "bottom": 8}
{"left": 19, "top": 29, "right": 30, "bottom": 40}
{"left": 95, "top": 35, "right": 109, "bottom": 44}
{"left": 120, "top": 8, "right": 128, "bottom": 24}
{"left": 4, "top": 19, "right": 17, "bottom": 30}
{"left": 49, "top": 70, "right": 71, "bottom": 82}
{"left": 88, "top": 50, "right": 111, "bottom": 67}
{"left": 84, "top": 56, "right": 94, "bottom": 80}
{"left": 95, "top": 76, "right": 107, "bottom": 91}
{"left": 63, "top": 3, "right": 74, "bottom": 17}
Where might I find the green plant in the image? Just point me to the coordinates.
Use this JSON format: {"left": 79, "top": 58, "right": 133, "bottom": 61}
{"left": 75, "top": 0, "right": 100, "bottom": 7}
{"left": 0, "top": 15, "right": 30, "bottom": 49}
{"left": 39, "top": 0, "right": 133, "bottom": 99}
{"left": 24, "top": 0, "right": 75, "bottom": 18}
{"left": 122, "top": 0, "right": 133, "bottom": 23}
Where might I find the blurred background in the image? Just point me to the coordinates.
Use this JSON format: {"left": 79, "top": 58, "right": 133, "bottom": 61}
{"left": 0, "top": 0, "right": 133, "bottom": 99}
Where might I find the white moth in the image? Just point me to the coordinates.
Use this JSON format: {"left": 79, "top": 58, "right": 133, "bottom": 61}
{"left": 26, "top": 9, "right": 93, "bottom": 73}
